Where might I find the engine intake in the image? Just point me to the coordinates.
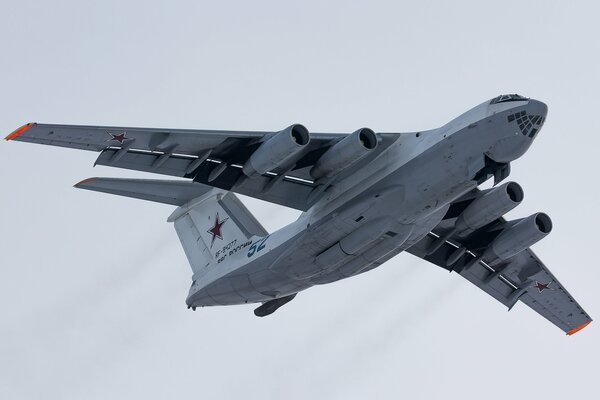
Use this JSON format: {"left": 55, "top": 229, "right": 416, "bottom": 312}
{"left": 455, "top": 182, "right": 524, "bottom": 237}
{"left": 310, "top": 128, "right": 378, "bottom": 180}
{"left": 483, "top": 212, "right": 552, "bottom": 265}
{"left": 243, "top": 124, "right": 310, "bottom": 177}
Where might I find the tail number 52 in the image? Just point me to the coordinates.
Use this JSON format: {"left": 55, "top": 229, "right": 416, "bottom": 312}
{"left": 247, "top": 237, "right": 269, "bottom": 258}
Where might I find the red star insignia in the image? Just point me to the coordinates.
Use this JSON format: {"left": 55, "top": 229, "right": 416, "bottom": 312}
{"left": 533, "top": 281, "right": 551, "bottom": 293}
{"left": 207, "top": 213, "right": 228, "bottom": 247}
{"left": 107, "top": 132, "right": 128, "bottom": 144}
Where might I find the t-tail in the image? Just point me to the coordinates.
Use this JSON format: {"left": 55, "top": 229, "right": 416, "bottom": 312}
{"left": 167, "top": 188, "right": 268, "bottom": 281}
{"left": 74, "top": 177, "right": 268, "bottom": 285}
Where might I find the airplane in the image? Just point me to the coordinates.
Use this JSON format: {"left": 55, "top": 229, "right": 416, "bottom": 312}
{"left": 5, "top": 94, "right": 591, "bottom": 335}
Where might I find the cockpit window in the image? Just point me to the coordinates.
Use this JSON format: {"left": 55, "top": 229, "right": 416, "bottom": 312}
{"left": 490, "top": 94, "right": 528, "bottom": 104}
{"left": 507, "top": 110, "right": 545, "bottom": 138}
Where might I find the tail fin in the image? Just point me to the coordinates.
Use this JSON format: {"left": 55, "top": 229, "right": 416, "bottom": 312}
{"left": 167, "top": 188, "right": 268, "bottom": 279}
{"left": 74, "top": 177, "right": 267, "bottom": 279}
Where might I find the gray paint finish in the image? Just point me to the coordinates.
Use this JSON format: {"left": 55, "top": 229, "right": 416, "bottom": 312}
{"left": 6, "top": 95, "right": 590, "bottom": 334}
{"left": 2, "top": 2, "right": 598, "bottom": 399}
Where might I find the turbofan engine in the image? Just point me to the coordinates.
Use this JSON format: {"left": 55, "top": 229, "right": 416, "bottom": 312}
{"left": 428, "top": 182, "right": 524, "bottom": 256}
{"left": 310, "top": 128, "right": 378, "bottom": 180}
{"left": 243, "top": 124, "right": 310, "bottom": 177}
{"left": 483, "top": 212, "right": 552, "bottom": 266}
{"left": 455, "top": 182, "right": 524, "bottom": 237}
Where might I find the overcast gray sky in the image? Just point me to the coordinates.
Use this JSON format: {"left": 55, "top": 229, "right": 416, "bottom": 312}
{"left": 1, "top": 1, "right": 599, "bottom": 399}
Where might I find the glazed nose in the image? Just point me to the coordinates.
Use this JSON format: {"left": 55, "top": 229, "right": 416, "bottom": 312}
{"left": 512, "top": 99, "right": 547, "bottom": 139}
{"left": 528, "top": 99, "right": 548, "bottom": 118}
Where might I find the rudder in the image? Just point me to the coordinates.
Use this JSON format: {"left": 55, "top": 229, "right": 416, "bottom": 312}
{"left": 168, "top": 189, "right": 268, "bottom": 280}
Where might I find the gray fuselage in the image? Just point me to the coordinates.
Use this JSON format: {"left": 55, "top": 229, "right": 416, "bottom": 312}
{"left": 187, "top": 98, "right": 547, "bottom": 307}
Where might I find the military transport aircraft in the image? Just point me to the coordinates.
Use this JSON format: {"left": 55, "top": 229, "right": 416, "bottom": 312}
{"left": 5, "top": 94, "right": 592, "bottom": 335}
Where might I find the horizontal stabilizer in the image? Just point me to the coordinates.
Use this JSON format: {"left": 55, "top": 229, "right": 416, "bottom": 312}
{"left": 74, "top": 177, "right": 213, "bottom": 206}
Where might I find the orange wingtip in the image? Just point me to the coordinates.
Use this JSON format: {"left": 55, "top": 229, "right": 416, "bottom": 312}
{"left": 74, "top": 177, "right": 98, "bottom": 187}
{"left": 566, "top": 320, "right": 592, "bottom": 336}
{"left": 5, "top": 123, "right": 35, "bottom": 140}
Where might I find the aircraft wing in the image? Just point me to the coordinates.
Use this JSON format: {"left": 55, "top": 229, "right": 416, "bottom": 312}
{"left": 406, "top": 188, "right": 592, "bottom": 335}
{"left": 6, "top": 123, "right": 398, "bottom": 211}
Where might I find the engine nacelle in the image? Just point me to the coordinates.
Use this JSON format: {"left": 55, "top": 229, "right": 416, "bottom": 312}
{"left": 455, "top": 182, "right": 523, "bottom": 237}
{"left": 243, "top": 124, "right": 310, "bottom": 177}
{"left": 483, "top": 212, "right": 552, "bottom": 265}
{"left": 310, "top": 128, "right": 378, "bottom": 180}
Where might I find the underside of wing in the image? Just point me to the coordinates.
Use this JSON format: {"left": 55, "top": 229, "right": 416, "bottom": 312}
{"left": 6, "top": 122, "right": 262, "bottom": 152}
{"left": 407, "top": 184, "right": 592, "bottom": 335}
{"left": 7, "top": 123, "right": 399, "bottom": 211}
